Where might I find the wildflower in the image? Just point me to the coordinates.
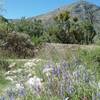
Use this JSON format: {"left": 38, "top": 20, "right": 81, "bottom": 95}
{"left": 26, "top": 76, "right": 43, "bottom": 95}
{"left": 0, "top": 96, "right": 5, "bottom": 100}
{"left": 43, "top": 65, "right": 53, "bottom": 76}
{"left": 6, "top": 88, "right": 15, "bottom": 100}
{"left": 73, "top": 70, "right": 80, "bottom": 79}
{"left": 16, "top": 83, "right": 23, "bottom": 90}
{"left": 8, "top": 63, "right": 16, "bottom": 69}
{"left": 18, "top": 88, "right": 26, "bottom": 97}
{"left": 98, "top": 82, "right": 100, "bottom": 89}
{"left": 43, "top": 67, "right": 53, "bottom": 73}
{"left": 92, "top": 93, "right": 96, "bottom": 100}
{"left": 62, "top": 60, "right": 69, "bottom": 69}
{"left": 96, "top": 92, "right": 100, "bottom": 99}
{"left": 62, "top": 72, "right": 69, "bottom": 80}
{"left": 56, "top": 67, "right": 61, "bottom": 78}
{"left": 65, "top": 97, "right": 69, "bottom": 100}
{"left": 5, "top": 76, "right": 14, "bottom": 82}
{"left": 83, "top": 73, "right": 89, "bottom": 83}
{"left": 52, "top": 66, "right": 57, "bottom": 76}
{"left": 24, "top": 62, "right": 36, "bottom": 68}
{"left": 66, "top": 85, "right": 75, "bottom": 95}
{"left": 60, "top": 83, "right": 64, "bottom": 98}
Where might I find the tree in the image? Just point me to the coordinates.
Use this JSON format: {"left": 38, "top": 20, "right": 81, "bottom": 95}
{"left": 3, "top": 32, "right": 35, "bottom": 58}
{"left": 53, "top": 11, "right": 74, "bottom": 43}
{"left": 14, "top": 18, "right": 44, "bottom": 37}
{"left": 81, "top": 21, "right": 96, "bottom": 44}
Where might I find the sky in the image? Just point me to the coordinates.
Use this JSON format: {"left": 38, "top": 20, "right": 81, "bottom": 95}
{"left": 2, "top": 0, "right": 100, "bottom": 19}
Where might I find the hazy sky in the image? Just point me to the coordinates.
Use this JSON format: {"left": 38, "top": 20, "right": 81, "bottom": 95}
{"left": 2, "top": 0, "right": 100, "bottom": 19}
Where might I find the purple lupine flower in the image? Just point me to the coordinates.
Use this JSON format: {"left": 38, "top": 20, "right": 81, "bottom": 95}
{"left": 66, "top": 85, "right": 75, "bottom": 95}
{"left": 82, "top": 71, "right": 89, "bottom": 83}
{"left": 27, "top": 76, "right": 43, "bottom": 96}
{"left": 43, "top": 67, "right": 53, "bottom": 77}
{"left": 18, "top": 88, "right": 26, "bottom": 97}
{"left": 16, "top": 83, "right": 26, "bottom": 97}
{"left": 62, "top": 60, "right": 70, "bottom": 69}
{"left": 96, "top": 92, "right": 100, "bottom": 99}
{"left": 56, "top": 67, "right": 61, "bottom": 78}
{"left": 0, "top": 96, "right": 6, "bottom": 100}
{"left": 52, "top": 66, "right": 57, "bottom": 76}
{"left": 60, "top": 83, "right": 64, "bottom": 98}
{"left": 92, "top": 93, "right": 96, "bottom": 100}
{"left": 6, "top": 89, "right": 15, "bottom": 100}
{"left": 62, "top": 72, "right": 69, "bottom": 80}
{"left": 72, "top": 57, "right": 81, "bottom": 67}
{"left": 73, "top": 70, "right": 81, "bottom": 81}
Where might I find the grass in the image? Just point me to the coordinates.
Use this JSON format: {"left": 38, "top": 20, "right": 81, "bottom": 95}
{"left": 77, "top": 47, "right": 100, "bottom": 81}
{"left": 0, "top": 44, "right": 100, "bottom": 99}
{"left": 0, "top": 71, "right": 10, "bottom": 94}
{"left": 0, "top": 48, "right": 19, "bottom": 59}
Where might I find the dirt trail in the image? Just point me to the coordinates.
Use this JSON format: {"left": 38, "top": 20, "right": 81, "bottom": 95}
{"left": 40, "top": 43, "right": 100, "bottom": 60}
{"left": 2, "top": 43, "right": 100, "bottom": 61}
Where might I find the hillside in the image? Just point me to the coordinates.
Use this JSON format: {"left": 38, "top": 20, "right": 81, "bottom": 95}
{"left": 30, "top": 1, "right": 100, "bottom": 33}
{"left": 0, "top": 1, "right": 100, "bottom": 99}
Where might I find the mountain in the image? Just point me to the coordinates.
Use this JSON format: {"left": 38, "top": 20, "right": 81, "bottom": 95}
{"left": 30, "top": 1, "right": 100, "bottom": 33}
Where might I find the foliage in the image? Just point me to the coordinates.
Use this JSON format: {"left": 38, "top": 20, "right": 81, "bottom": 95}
{"left": 43, "top": 24, "right": 60, "bottom": 43}
{"left": 0, "top": 58, "right": 100, "bottom": 100}
{"left": 0, "top": 72, "right": 10, "bottom": 93}
{"left": 78, "top": 47, "right": 100, "bottom": 81}
{"left": 13, "top": 17, "right": 44, "bottom": 37}
{"left": 51, "top": 11, "right": 96, "bottom": 44}
{"left": 0, "top": 12, "right": 97, "bottom": 47}
{"left": 0, "top": 60, "right": 9, "bottom": 71}
{"left": 2, "top": 32, "right": 35, "bottom": 58}
{"left": 93, "top": 34, "right": 100, "bottom": 45}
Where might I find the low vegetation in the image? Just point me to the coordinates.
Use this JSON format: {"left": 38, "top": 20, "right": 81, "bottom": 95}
{"left": 0, "top": 9, "right": 99, "bottom": 58}
{"left": 0, "top": 1, "right": 100, "bottom": 100}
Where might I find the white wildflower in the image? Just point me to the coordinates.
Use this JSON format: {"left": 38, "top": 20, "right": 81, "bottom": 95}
{"left": 98, "top": 82, "right": 100, "bottom": 89}
{"left": 43, "top": 67, "right": 53, "bottom": 77}
{"left": 24, "top": 62, "right": 36, "bottom": 68}
{"left": 5, "top": 76, "right": 14, "bottom": 82}
{"left": 8, "top": 62, "right": 16, "bottom": 68}
{"left": 65, "top": 97, "right": 69, "bottom": 100}
{"left": 26, "top": 76, "right": 43, "bottom": 91}
{"left": 16, "top": 83, "right": 24, "bottom": 90}
{"left": 5, "top": 71, "right": 11, "bottom": 75}
{"left": 43, "top": 67, "right": 53, "bottom": 73}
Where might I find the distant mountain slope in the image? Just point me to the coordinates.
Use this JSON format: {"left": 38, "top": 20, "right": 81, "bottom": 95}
{"left": 30, "top": 1, "right": 100, "bottom": 33}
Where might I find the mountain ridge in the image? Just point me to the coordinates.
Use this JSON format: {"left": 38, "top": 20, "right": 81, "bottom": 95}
{"left": 29, "top": 1, "right": 100, "bottom": 33}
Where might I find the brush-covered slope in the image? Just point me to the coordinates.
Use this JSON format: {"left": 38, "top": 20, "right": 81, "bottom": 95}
{"left": 31, "top": 1, "right": 100, "bottom": 33}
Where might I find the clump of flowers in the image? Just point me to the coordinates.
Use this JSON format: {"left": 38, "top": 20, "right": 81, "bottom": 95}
{"left": 42, "top": 59, "right": 100, "bottom": 99}
{"left": 0, "top": 58, "right": 100, "bottom": 100}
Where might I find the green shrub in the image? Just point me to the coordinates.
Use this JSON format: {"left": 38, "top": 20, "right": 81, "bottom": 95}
{"left": 93, "top": 34, "right": 100, "bottom": 45}
{"left": 0, "top": 60, "right": 9, "bottom": 71}
{"left": 3, "top": 32, "right": 35, "bottom": 58}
